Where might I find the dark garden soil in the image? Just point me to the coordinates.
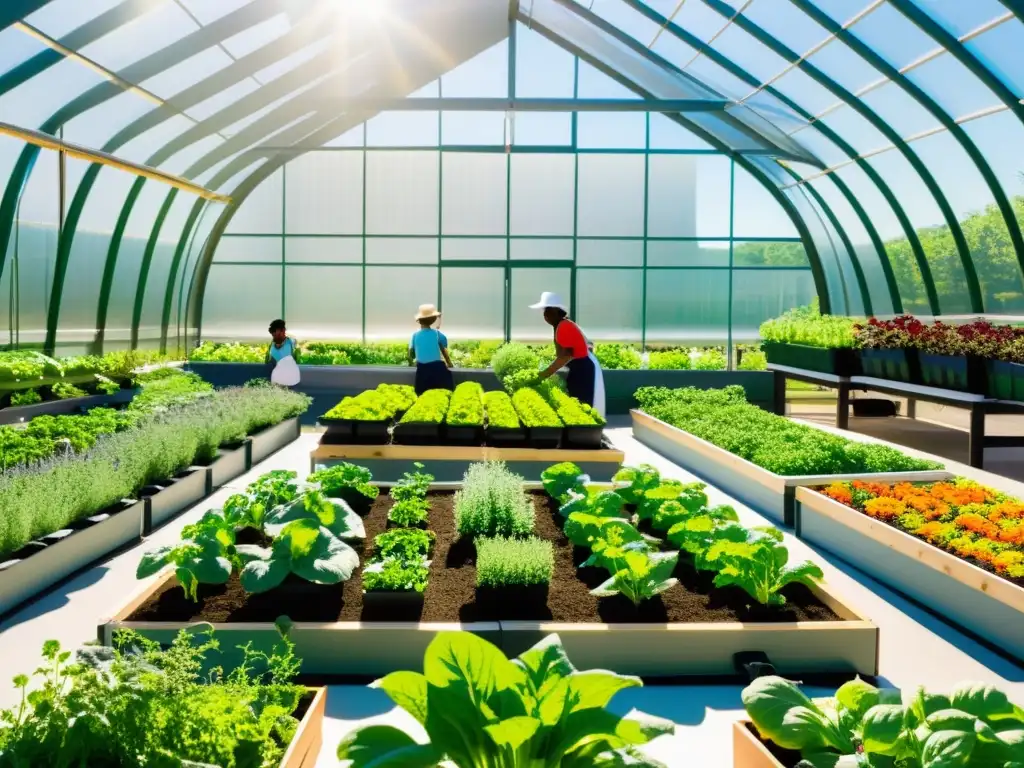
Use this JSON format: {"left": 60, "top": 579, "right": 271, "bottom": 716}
{"left": 129, "top": 491, "right": 840, "bottom": 624}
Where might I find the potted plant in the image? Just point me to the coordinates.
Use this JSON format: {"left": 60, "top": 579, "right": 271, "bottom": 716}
{"left": 511, "top": 387, "right": 563, "bottom": 448}
{"left": 482, "top": 390, "right": 526, "bottom": 446}
{"left": 308, "top": 461, "right": 379, "bottom": 516}
{"left": 854, "top": 315, "right": 923, "bottom": 383}
{"left": 445, "top": 381, "right": 484, "bottom": 445}
{"left": 759, "top": 301, "right": 860, "bottom": 376}
{"left": 362, "top": 527, "right": 432, "bottom": 615}
{"left": 391, "top": 389, "right": 451, "bottom": 445}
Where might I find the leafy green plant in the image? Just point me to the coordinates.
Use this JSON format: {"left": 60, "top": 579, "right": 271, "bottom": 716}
{"left": 363, "top": 557, "right": 430, "bottom": 593}
{"left": 388, "top": 462, "right": 434, "bottom": 528}
{"left": 265, "top": 490, "right": 366, "bottom": 542}
{"left": 511, "top": 387, "right": 562, "bottom": 428}
{"left": 635, "top": 480, "right": 689, "bottom": 521}
{"left": 591, "top": 550, "right": 679, "bottom": 607}
{"left": 743, "top": 674, "right": 1024, "bottom": 768}
{"left": 0, "top": 626, "right": 305, "bottom": 767}
{"left": 399, "top": 389, "right": 452, "bottom": 425}
{"left": 490, "top": 342, "right": 540, "bottom": 383}
{"left": 693, "top": 348, "right": 726, "bottom": 370}
{"left": 376, "top": 383, "right": 417, "bottom": 413}
{"left": 324, "top": 390, "right": 393, "bottom": 421}
{"left": 546, "top": 387, "right": 605, "bottom": 426}
{"left": 136, "top": 509, "right": 239, "bottom": 600}
{"left": 476, "top": 536, "right": 553, "bottom": 587}
{"left": 0, "top": 351, "right": 61, "bottom": 381}
{"left": 51, "top": 382, "right": 87, "bottom": 400}
{"left": 759, "top": 300, "right": 859, "bottom": 349}
{"left": 737, "top": 348, "right": 767, "bottom": 371}
{"left": 666, "top": 515, "right": 751, "bottom": 571}
{"left": 541, "top": 461, "right": 586, "bottom": 502}
{"left": 563, "top": 512, "right": 640, "bottom": 549}
{"left": 454, "top": 461, "right": 534, "bottom": 538}
{"left": 336, "top": 632, "right": 673, "bottom": 767}
{"left": 240, "top": 518, "right": 360, "bottom": 593}
{"left": 483, "top": 390, "right": 521, "bottom": 429}
{"left": 592, "top": 343, "right": 642, "bottom": 370}
{"left": 648, "top": 349, "right": 691, "bottom": 370}
{"left": 94, "top": 375, "right": 121, "bottom": 395}
{"left": 374, "top": 528, "right": 435, "bottom": 561}
{"left": 612, "top": 464, "right": 662, "bottom": 506}
{"left": 558, "top": 488, "right": 628, "bottom": 520}
{"left": 636, "top": 386, "right": 942, "bottom": 476}
{"left": 9, "top": 388, "right": 42, "bottom": 407}
{"left": 389, "top": 498, "right": 430, "bottom": 527}
{"left": 579, "top": 520, "right": 651, "bottom": 572}
{"left": 308, "top": 462, "right": 378, "bottom": 504}
{"left": 708, "top": 533, "right": 823, "bottom": 606}
{"left": 446, "top": 381, "right": 484, "bottom": 427}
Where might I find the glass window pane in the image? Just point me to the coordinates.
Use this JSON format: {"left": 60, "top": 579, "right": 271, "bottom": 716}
{"left": 647, "top": 240, "right": 729, "bottom": 267}
{"left": 442, "top": 112, "right": 507, "bottom": 145}
{"left": 284, "top": 151, "right": 363, "bottom": 235}
{"left": 140, "top": 48, "right": 235, "bottom": 100}
{"left": 732, "top": 241, "right": 808, "bottom": 268}
{"left": 0, "top": 26, "right": 45, "bottom": 76}
{"left": 577, "top": 268, "right": 642, "bottom": 343}
{"left": 731, "top": 268, "right": 816, "bottom": 344}
{"left": 442, "top": 238, "right": 507, "bottom": 261}
{"left": 441, "top": 267, "right": 505, "bottom": 340}
{"left": 648, "top": 113, "right": 714, "bottom": 150}
{"left": 647, "top": 154, "right": 697, "bottom": 238}
{"left": 577, "top": 60, "right": 640, "bottom": 99}
{"left": 203, "top": 264, "right": 281, "bottom": 341}
{"left": 25, "top": 0, "right": 123, "bottom": 39}
{"left": 904, "top": 53, "right": 1002, "bottom": 118}
{"left": 80, "top": 1, "right": 197, "bottom": 72}
{"left": 515, "top": 22, "right": 575, "bottom": 98}
{"left": 509, "top": 154, "right": 575, "bottom": 236}
{"left": 510, "top": 267, "right": 570, "bottom": 341}
{"left": 365, "top": 266, "right": 437, "bottom": 340}
{"left": 744, "top": 0, "right": 832, "bottom": 52}
{"left": 214, "top": 236, "right": 281, "bottom": 264}
{"left": 858, "top": 82, "right": 942, "bottom": 138}
{"left": 62, "top": 91, "right": 156, "bottom": 150}
{"left": 577, "top": 112, "right": 646, "bottom": 149}
{"left": 844, "top": 3, "right": 937, "bottom": 70}
{"left": 285, "top": 265, "right": 361, "bottom": 340}
{"left": 0, "top": 58, "right": 105, "bottom": 130}
{"left": 696, "top": 156, "right": 732, "bottom": 238}
{"left": 907, "top": 0, "right": 1009, "bottom": 37}
{"left": 13, "top": 148, "right": 60, "bottom": 347}
{"left": 509, "top": 239, "right": 573, "bottom": 261}
{"left": 646, "top": 268, "right": 728, "bottom": 345}
{"left": 366, "top": 111, "right": 439, "bottom": 147}
{"left": 226, "top": 168, "right": 283, "bottom": 234}
{"left": 577, "top": 154, "right": 645, "bottom": 237}
{"left": 285, "top": 237, "right": 362, "bottom": 264}
{"left": 442, "top": 39, "right": 508, "bottom": 97}
{"left": 512, "top": 113, "right": 572, "bottom": 146}
{"left": 965, "top": 18, "right": 1024, "bottom": 99}
{"left": 365, "top": 152, "right": 438, "bottom": 236}
{"left": 577, "top": 239, "right": 643, "bottom": 267}
{"left": 733, "top": 165, "right": 798, "bottom": 238}
{"left": 366, "top": 238, "right": 437, "bottom": 264}
{"left": 442, "top": 153, "right": 508, "bottom": 236}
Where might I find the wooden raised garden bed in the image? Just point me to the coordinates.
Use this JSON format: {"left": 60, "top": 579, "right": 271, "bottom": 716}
{"left": 631, "top": 410, "right": 952, "bottom": 527}
{"left": 733, "top": 721, "right": 789, "bottom": 768}
{"left": 249, "top": 416, "right": 302, "bottom": 464}
{"left": 795, "top": 486, "right": 1024, "bottom": 663}
{"left": 280, "top": 687, "right": 326, "bottom": 768}
{"left": 99, "top": 490, "right": 877, "bottom": 677}
{"left": 309, "top": 440, "right": 625, "bottom": 483}
{"left": 0, "top": 499, "right": 144, "bottom": 618}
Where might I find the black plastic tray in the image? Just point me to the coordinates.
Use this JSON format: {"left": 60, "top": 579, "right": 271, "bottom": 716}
{"left": 563, "top": 425, "right": 604, "bottom": 450}
{"left": 392, "top": 421, "right": 442, "bottom": 445}
{"left": 318, "top": 417, "right": 356, "bottom": 443}
{"left": 445, "top": 424, "right": 484, "bottom": 445}
{"left": 526, "top": 426, "right": 562, "bottom": 449}
{"left": 485, "top": 426, "right": 528, "bottom": 448}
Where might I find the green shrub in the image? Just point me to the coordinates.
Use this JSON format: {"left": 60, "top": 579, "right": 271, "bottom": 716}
{"left": 51, "top": 382, "right": 87, "bottom": 400}
{"left": 648, "top": 349, "right": 691, "bottom": 370}
{"left": 692, "top": 348, "right": 726, "bottom": 370}
{"left": 482, "top": 390, "right": 520, "bottom": 429}
{"left": 308, "top": 462, "right": 378, "bottom": 502}
{"left": 738, "top": 349, "right": 767, "bottom": 371}
{"left": 10, "top": 388, "right": 42, "bottom": 407}
{"left": 374, "top": 528, "right": 435, "bottom": 560}
{"left": 94, "top": 375, "right": 122, "bottom": 395}
{"left": 491, "top": 343, "right": 539, "bottom": 383}
{"left": 446, "top": 381, "right": 484, "bottom": 427}
{"left": 476, "top": 536, "right": 553, "bottom": 587}
{"left": 593, "top": 344, "right": 642, "bottom": 370}
{"left": 635, "top": 386, "right": 942, "bottom": 476}
{"left": 455, "top": 461, "right": 534, "bottom": 538}
{"left": 363, "top": 557, "right": 430, "bottom": 593}
{"left": 759, "top": 300, "right": 859, "bottom": 348}
{"left": 511, "top": 388, "right": 562, "bottom": 428}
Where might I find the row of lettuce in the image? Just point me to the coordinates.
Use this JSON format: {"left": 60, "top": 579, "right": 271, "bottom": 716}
{"left": 191, "top": 338, "right": 767, "bottom": 371}
{"left": 0, "top": 370, "right": 310, "bottom": 562}
{"left": 759, "top": 301, "right": 1024, "bottom": 398}
{"left": 7, "top": 622, "right": 1022, "bottom": 767}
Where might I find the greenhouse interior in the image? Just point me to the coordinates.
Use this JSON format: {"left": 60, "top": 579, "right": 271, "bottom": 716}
{"left": 2, "top": 0, "right": 1024, "bottom": 765}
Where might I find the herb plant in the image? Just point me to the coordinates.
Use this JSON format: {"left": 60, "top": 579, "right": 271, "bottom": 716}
{"left": 490, "top": 342, "right": 540, "bottom": 383}
{"left": 760, "top": 300, "right": 860, "bottom": 349}
{"left": 591, "top": 550, "right": 679, "bottom": 607}
{"left": 389, "top": 498, "right": 430, "bottom": 527}
{"left": 399, "top": 389, "right": 452, "bottom": 425}
{"left": 388, "top": 462, "right": 434, "bottom": 528}
{"left": 593, "top": 343, "right": 642, "bottom": 370}
{"left": 337, "top": 632, "right": 673, "bottom": 767}
{"left": 648, "top": 349, "right": 691, "bottom": 370}
{"left": 9, "top": 388, "right": 42, "bottom": 407}
{"left": 511, "top": 387, "right": 563, "bottom": 428}
{"left": 374, "top": 528, "right": 435, "bottom": 561}
{"left": 476, "top": 536, "right": 554, "bottom": 587}
{"left": 743, "top": 674, "right": 1024, "bottom": 768}
{"left": 446, "top": 381, "right": 484, "bottom": 427}
{"left": 363, "top": 557, "right": 430, "bottom": 593}
{"left": 454, "top": 461, "right": 534, "bottom": 538}
{"left": 482, "top": 390, "right": 521, "bottom": 429}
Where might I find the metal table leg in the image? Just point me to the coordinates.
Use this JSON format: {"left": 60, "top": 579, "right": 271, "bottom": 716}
{"left": 906, "top": 398, "right": 916, "bottom": 419}
{"left": 772, "top": 370, "right": 786, "bottom": 416}
{"left": 837, "top": 381, "right": 850, "bottom": 430}
{"left": 968, "top": 405, "right": 985, "bottom": 468}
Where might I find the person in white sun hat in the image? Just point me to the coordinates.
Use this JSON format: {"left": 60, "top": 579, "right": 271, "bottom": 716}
{"left": 409, "top": 303, "right": 454, "bottom": 395}
{"left": 531, "top": 291, "right": 606, "bottom": 418}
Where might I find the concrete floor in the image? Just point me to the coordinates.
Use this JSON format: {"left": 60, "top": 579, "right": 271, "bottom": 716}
{"left": 1, "top": 423, "right": 1022, "bottom": 767}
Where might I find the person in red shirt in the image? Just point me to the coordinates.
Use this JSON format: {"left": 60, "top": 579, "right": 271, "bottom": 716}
{"left": 532, "top": 292, "right": 605, "bottom": 416}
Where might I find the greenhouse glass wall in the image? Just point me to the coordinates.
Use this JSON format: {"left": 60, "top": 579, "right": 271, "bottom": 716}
{"left": 1, "top": 0, "right": 1023, "bottom": 355}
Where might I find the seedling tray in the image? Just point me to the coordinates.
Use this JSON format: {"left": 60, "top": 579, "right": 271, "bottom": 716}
{"left": 485, "top": 426, "right": 528, "bottom": 447}
{"left": 318, "top": 417, "right": 356, "bottom": 443}
{"left": 354, "top": 420, "right": 390, "bottom": 444}
{"left": 445, "top": 424, "right": 484, "bottom": 445}
{"left": 526, "top": 426, "right": 562, "bottom": 449}
{"left": 563, "top": 425, "right": 604, "bottom": 450}
{"left": 362, "top": 590, "right": 426, "bottom": 615}
{"left": 392, "top": 422, "right": 441, "bottom": 445}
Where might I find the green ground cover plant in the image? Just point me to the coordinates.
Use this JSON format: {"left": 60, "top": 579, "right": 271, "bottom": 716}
{"left": 541, "top": 461, "right": 588, "bottom": 503}
{"left": 593, "top": 343, "right": 642, "bottom": 370}
{"left": 511, "top": 387, "right": 562, "bottom": 428}
{"left": 454, "top": 461, "right": 535, "bottom": 538}
{"left": 445, "top": 381, "right": 484, "bottom": 427}
{"left": 398, "top": 389, "right": 452, "bottom": 425}
{"left": 9, "top": 388, "right": 42, "bottom": 406}
{"left": 475, "top": 535, "right": 553, "bottom": 587}
{"left": 323, "top": 390, "right": 391, "bottom": 421}
{"left": 1, "top": 386, "right": 310, "bottom": 560}
{"left": 648, "top": 349, "right": 691, "bottom": 370}
{"left": 337, "top": 632, "right": 673, "bottom": 767}
{"left": 51, "top": 382, "right": 87, "bottom": 400}
{"left": 373, "top": 528, "right": 435, "bottom": 561}
{"left": 743, "top": 674, "right": 1024, "bottom": 768}
{"left": 363, "top": 557, "right": 430, "bottom": 593}
{"left": 0, "top": 626, "right": 306, "bottom": 767}
{"left": 636, "top": 385, "right": 942, "bottom": 476}
{"left": 693, "top": 348, "right": 726, "bottom": 370}
{"left": 387, "top": 463, "right": 433, "bottom": 528}
{"left": 759, "top": 300, "right": 859, "bottom": 348}
{"left": 482, "top": 390, "right": 520, "bottom": 429}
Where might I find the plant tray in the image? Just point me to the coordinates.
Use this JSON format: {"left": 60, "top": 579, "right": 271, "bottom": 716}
{"left": 763, "top": 342, "right": 859, "bottom": 378}
{"left": 362, "top": 590, "right": 426, "bottom": 614}
{"left": 563, "top": 425, "right": 604, "bottom": 450}
{"left": 391, "top": 422, "right": 442, "bottom": 445}
{"left": 141, "top": 467, "right": 210, "bottom": 534}
{"left": 485, "top": 426, "right": 528, "bottom": 447}
{"left": 355, "top": 419, "right": 391, "bottom": 444}
{"left": 0, "top": 500, "right": 144, "bottom": 618}
{"left": 986, "top": 360, "right": 1024, "bottom": 402}
{"left": 445, "top": 424, "right": 484, "bottom": 445}
{"left": 249, "top": 417, "right": 301, "bottom": 464}
{"left": 631, "top": 410, "right": 952, "bottom": 527}
{"left": 795, "top": 486, "right": 1024, "bottom": 664}
{"left": 526, "top": 426, "right": 562, "bottom": 449}
{"left": 859, "top": 347, "right": 920, "bottom": 384}
{"left": 918, "top": 353, "right": 986, "bottom": 394}
{"left": 318, "top": 417, "right": 356, "bottom": 443}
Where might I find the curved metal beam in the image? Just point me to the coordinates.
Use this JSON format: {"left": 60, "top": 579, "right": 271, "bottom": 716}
{"left": 791, "top": 0, "right": 1020, "bottom": 308}
{"left": 160, "top": 199, "right": 206, "bottom": 353}
{"left": 130, "top": 189, "right": 177, "bottom": 348}
{"left": 92, "top": 175, "right": 145, "bottom": 353}
{"left": 702, "top": 0, "right": 976, "bottom": 312}
{"left": 0, "top": 1, "right": 49, "bottom": 31}
{"left": 624, "top": 0, "right": 902, "bottom": 313}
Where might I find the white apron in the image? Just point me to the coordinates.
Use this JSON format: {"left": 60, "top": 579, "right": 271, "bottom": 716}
{"left": 271, "top": 354, "right": 301, "bottom": 387}
{"left": 588, "top": 351, "right": 606, "bottom": 420}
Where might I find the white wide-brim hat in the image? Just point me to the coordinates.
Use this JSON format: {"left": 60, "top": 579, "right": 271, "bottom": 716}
{"left": 529, "top": 291, "right": 568, "bottom": 311}
{"left": 415, "top": 303, "right": 442, "bottom": 321}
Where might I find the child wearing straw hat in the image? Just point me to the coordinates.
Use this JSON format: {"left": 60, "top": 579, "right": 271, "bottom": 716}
{"left": 409, "top": 304, "right": 454, "bottom": 395}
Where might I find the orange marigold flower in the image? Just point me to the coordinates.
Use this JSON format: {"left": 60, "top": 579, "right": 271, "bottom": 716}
{"left": 996, "top": 525, "right": 1024, "bottom": 545}
{"left": 987, "top": 502, "right": 1024, "bottom": 523}
{"left": 822, "top": 483, "right": 853, "bottom": 506}
{"left": 864, "top": 497, "right": 906, "bottom": 520}
{"left": 905, "top": 494, "right": 949, "bottom": 519}
{"left": 955, "top": 513, "right": 1000, "bottom": 540}
{"left": 853, "top": 480, "right": 891, "bottom": 496}
{"left": 915, "top": 521, "right": 953, "bottom": 542}
{"left": 993, "top": 550, "right": 1024, "bottom": 574}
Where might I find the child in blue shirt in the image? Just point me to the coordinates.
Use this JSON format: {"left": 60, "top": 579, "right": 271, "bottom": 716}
{"left": 409, "top": 304, "right": 454, "bottom": 395}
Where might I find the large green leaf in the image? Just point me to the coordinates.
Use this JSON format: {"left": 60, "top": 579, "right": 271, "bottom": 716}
{"left": 861, "top": 705, "right": 908, "bottom": 756}
{"left": 266, "top": 495, "right": 366, "bottom": 541}
{"left": 240, "top": 556, "right": 290, "bottom": 594}
{"left": 566, "top": 670, "right": 642, "bottom": 713}
{"left": 555, "top": 708, "right": 674, "bottom": 757}
{"left": 484, "top": 715, "right": 541, "bottom": 750}
{"left": 336, "top": 724, "right": 441, "bottom": 767}
{"left": 949, "top": 684, "right": 1018, "bottom": 722}
{"left": 136, "top": 546, "right": 173, "bottom": 578}
{"left": 514, "top": 633, "right": 575, "bottom": 696}
{"left": 290, "top": 528, "right": 359, "bottom": 585}
{"left": 794, "top": 753, "right": 862, "bottom": 768}
{"left": 835, "top": 678, "right": 881, "bottom": 722}
{"left": 920, "top": 729, "right": 975, "bottom": 768}
{"left": 741, "top": 676, "right": 828, "bottom": 752}
{"left": 423, "top": 680, "right": 493, "bottom": 767}
{"left": 372, "top": 671, "right": 429, "bottom": 725}
{"left": 423, "top": 631, "right": 522, "bottom": 695}
{"left": 181, "top": 553, "right": 231, "bottom": 585}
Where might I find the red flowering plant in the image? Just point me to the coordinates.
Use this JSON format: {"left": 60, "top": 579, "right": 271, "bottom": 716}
{"left": 852, "top": 315, "right": 924, "bottom": 350}
{"left": 854, "top": 315, "right": 1024, "bottom": 360}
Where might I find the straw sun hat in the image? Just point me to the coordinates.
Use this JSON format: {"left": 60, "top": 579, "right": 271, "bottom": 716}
{"left": 415, "top": 303, "right": 441, "bottom": 321}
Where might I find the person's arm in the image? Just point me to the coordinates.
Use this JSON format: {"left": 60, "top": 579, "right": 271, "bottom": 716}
{"left": 289, "top": 338, "right": 301, "bottom": 361}
{"left": 438, "top": 331, "right": 453, "bottom": 369}
{"left": 408, "top": 333, "right": 416, "bottom": 367}
{"left": 538, "top": 352, "right": 571, "bottom": 380}
{"left": 265, "top": 346, "right": 275, "bottom": 369}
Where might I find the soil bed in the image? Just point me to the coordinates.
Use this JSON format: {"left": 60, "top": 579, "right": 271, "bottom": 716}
{"left": 129, "top": 492, "right": 840, "bottom": 624}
